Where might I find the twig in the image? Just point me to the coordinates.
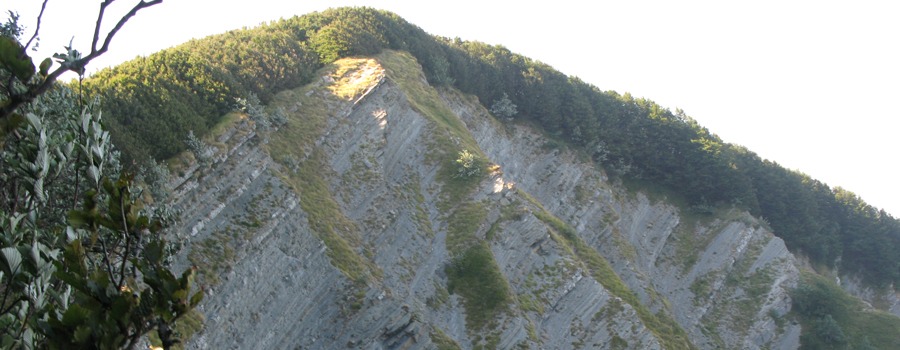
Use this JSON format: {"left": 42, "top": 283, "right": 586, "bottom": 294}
{"left": 88, "top": 0, "right": 163, "bottom": 63}
{"left": 117, "top": 189, "right": 131, "bottom": 290}
{"left": 22, "top": 0, "right": 49, "bottom": 52}
{"left": 97, "top": 234, "right": 118, "bottom": 288}
{"left": 0, "top": 0, "right": 164, "bottom": 120}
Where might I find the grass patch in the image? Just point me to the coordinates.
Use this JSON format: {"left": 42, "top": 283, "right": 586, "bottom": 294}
{"left": 431, "top": 328, "right": 463, "bottom": 350}
{"left": 609, "top": 226, "right": 638, "bottom": 262}
{"left": 486, "top": 200, "right": 525, "bottom": 241}
{"left": 326, "top": 57, "right": 384, "bottom": 99}
{"left": 573, "top": 184, "right": 591, "bottom": 204}
{"left": 447, "top": 243, "right": 511, "bottom": 335}
{"left": 427, "top": 280, "right": 451, "bottom": 309}
{"left": 792, "top": 270, "right": 900, "bottom": 350}
{"left": 670, "top": 212, "right": 725, "bottom": 272}
{"left": 208, "top": 111, "right": 245, "bottom": 140}
{"left": 517, "top": 292, "right": 544, "bottom": 314}
{"left": 188, "top": 228, "right": 238, "bottom": 287}
{"left": 281, "top": 148, "right": 375, "bottom": 282}
{"left": 690, "top": 272, "right": 714, "bottom": 305}
{"left": 403, "top": 175, "right": 434, "bottom": 237}
{"left": 446, "top": 202, "right": 489, "bottom": 252}
{"left": 444, "top": 201, "right": 511, "bottom": 334}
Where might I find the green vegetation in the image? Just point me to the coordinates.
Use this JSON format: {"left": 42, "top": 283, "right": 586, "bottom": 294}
{"left": 447, "top": 243, "right": 511, "bottom": 333}
{"left": 34, "top": 5, "right": 894, "bottom": 346}
{"left": 266, "top": 58, "right": 381, "bottom": 283}
{"left": 689, "top": 273, "right": 715, "bottom": 304}
{"left": 376, "top": 48, "right": 510, "bottom": 338}
{"left": 376, "top": 50, "right": 490, "bottom": 210}
{"left": 149, "top": 309, "right": 205, "bottom": 350}
{"left": 0, "top": 81, "right": 197, "bottom": 349}
{"left": 791, "top": 271, "right": 900, "bottom": 349}
{"left": 403, "top": 175, "right": 435, "bottom": 237}
{"left": 531, "top": 208, "right": 694, "bottom": 349}
{"left": 445, "top": 202, "right": 489, "bottom": 252}
{"left": 427, "top": 280, "right": 451, "bottom": 309}
{"left": 431, "top": 328, "right": 463, "bottom": 350}
{"left": 443, "top": 201, "right": 511, "bottom": 335}
{"left": 76, "top": 6, "right": 898, "bottom": 288}
{"left": 82, "top": 27, "right": 319, "bottom": 163}
{"left": 486, "top": 201, "right": 525, "bottom": 241}
{"left": 188, "top": 229, "right": 237, "bottom": 286}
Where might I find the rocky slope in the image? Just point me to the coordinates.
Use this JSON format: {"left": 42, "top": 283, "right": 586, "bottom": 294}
{"left": 168, "top": 51, "right": 804, "bottom": 349}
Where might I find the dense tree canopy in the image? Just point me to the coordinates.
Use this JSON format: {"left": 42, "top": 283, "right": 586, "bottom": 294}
{"left": 84, "top": 7, "right": 899, "bottom": 287}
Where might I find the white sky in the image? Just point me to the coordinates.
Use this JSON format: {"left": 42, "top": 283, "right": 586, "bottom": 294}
{"left": 5, "top": 0, "right": 899, "bottom": 217}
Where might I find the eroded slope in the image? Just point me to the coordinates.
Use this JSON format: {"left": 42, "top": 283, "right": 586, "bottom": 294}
{"left": 172, "top": 51, "right": 802, "bottom": 349}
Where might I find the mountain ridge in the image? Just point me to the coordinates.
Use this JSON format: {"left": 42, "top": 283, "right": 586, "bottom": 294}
{"left": 83, "top": 7, "right": 899, "bottom": 292}
{"left": 163, "top": 50, "right": 809, "bottom": 349}
{"left": 76, "top": 7, "right": 900, "bottom": 349}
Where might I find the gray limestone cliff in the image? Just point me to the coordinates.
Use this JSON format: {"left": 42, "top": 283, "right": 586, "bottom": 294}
{"left": 169, "top": 52, "right": 805, "bottom": 349}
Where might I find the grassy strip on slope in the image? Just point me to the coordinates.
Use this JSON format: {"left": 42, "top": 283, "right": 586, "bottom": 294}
{"left": 266, "top": 58, "right": 382, "bottom": 283}
{"left": 377, "top": 50, "right": 488, "bottom": 208}
{"left": 377, "top": 50, "right": 512, "bottom": 337}
{"left": 522, "top": 191, "right": 694, "bottom": 350}
{"left": 444, "top": 201, "right": 510, "bottom": 348}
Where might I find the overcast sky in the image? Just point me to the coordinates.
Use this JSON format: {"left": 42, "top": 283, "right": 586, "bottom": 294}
{"left": 5, "top": 0, "right": 899, "bottom": 216}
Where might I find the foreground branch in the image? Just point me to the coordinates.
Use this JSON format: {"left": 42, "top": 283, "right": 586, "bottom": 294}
{"left": 0, "top": 0, "right": 163, "bottom": 120}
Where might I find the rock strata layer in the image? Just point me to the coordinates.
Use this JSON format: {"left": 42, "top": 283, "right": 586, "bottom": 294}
{"left": 176, "top": 53, "right": 806, "bottom": 349}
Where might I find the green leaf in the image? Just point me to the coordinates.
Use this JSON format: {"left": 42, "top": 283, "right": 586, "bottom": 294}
{"left": 1, "top": 247, "right": 23, "bottom": 275}
{"left": 172, "top": 289, "right": 187, "bottom": 301}
{"left": 189, "top": 290, "right": 203, "bottom": 307}
{"left": 137, "top": 289, "right": 155, "bottom": 317}
{"left": 110, "top": 294, "right": 134, "bottom": 321}
{"left": 0, "top": 313, "right": 14, "bottom": 330}
{"left": 55, "top": 270, "right": 90, "bottom": 296}
{"left": 0, "top": 113, "right": 27, "bottom": 138}
{"left": 65, "top": 226, "right": 79, "bottom": 242}
{"left": 0, "top": 37, "right": 35, "bottom": 82}
{"left": 1, "top": 334, "right": 15, "bottom": 349}
{"left": 143, "top": 240, "right": 164, "bottom": 265}
{"left": 24, "top": 112, "right": 41, "bottom": 130}
{"left": 29, "top": 243, "right": 41, "bottom": 270}
{"left": 73, "top": 324, "right": 92, "bottom": 343}
{"left": 61, "top": 304, "right": 90, "bottom": 327}
{"left": 88, "top": 165, "right": 100, "bottom": 184}
{"left": 39, "top": 57, "right": 52, "bottom": 76}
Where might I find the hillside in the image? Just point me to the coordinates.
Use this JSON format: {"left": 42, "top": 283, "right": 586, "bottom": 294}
{"left": 74, "top": 7, "right": 900, "bottom": 349}
{"left": 84, "top": 8, "right": 898, "bottom": 291}
{"left": 149, "top": 50, "right": 896, "bottom": 349}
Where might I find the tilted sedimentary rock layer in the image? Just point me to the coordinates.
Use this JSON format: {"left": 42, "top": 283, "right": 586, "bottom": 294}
{"left": 173, "top": 52, "right": 802, "bottom": 349}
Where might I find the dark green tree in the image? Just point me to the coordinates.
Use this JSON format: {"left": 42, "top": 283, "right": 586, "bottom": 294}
{"left": 814, "top": 314, "right": 846, "bottom": 345}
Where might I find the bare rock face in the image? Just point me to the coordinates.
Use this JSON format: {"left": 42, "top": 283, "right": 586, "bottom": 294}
{"left": 445, "top": 89, "right": 801, "bottom": 350}
{"left": 839, "top": 275, "right": 900, "bottom": 317}
{"left": 175, "top": 53, "right": 803, "bottom": 349}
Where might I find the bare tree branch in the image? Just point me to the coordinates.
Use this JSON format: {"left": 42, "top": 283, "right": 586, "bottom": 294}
{"left": 0, "top": 0, "right": 163, "bottom": 120}
{"left": 89, "top": 0, "right": 162, "bottom": 62}
{"left": 22, "top": 0, "right": 48, "bottom": 53}
{"left": 91, "top": 1, "right": 114, "bottom": 53}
